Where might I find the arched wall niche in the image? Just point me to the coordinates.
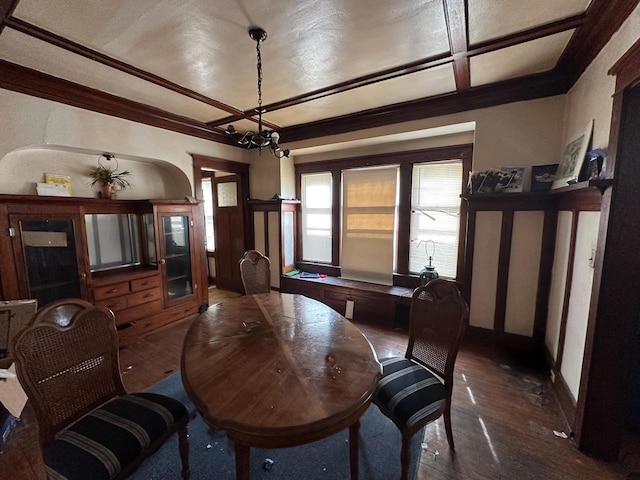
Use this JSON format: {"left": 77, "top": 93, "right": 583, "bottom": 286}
{"left": 0, "top": 145, "right": 192, "bottom": 199}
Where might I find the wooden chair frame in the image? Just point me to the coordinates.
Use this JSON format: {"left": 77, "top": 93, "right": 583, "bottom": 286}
{"left": 12, "top": 298, "right": 189, "bottom": 479}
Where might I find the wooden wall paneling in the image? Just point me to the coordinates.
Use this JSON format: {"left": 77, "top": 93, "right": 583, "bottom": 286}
{"left": 534, "top": 209, "right": 558, "bottom": 342}
{"left": 494, "top": 209, "right": 514, "bottom": 337}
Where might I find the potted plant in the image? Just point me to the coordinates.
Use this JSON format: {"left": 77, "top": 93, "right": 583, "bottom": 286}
{"left": 88, "top": 153, "right": 132, "bottom": 199}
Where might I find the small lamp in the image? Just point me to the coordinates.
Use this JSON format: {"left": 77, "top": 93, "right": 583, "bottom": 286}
{"left": 418, "top": 239, "right": 439, "bottom": 285}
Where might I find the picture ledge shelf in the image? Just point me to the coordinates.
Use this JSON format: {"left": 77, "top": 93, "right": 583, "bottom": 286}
{"left": 461, "top": 179, "right": 613, "bottom": 200}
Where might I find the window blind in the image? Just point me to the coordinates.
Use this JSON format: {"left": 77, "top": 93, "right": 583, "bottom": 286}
{"left": 409, "top": 160, "right": 462, "bottom": 278}
{"left": 301, "top": 172, "right": 332, "bottom": 263}
{"left": 341, "top": 166, "right": 398, "bottom": 285}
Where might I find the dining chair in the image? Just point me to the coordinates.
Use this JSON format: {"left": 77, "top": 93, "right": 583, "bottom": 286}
{"left": 239, "top": 249, "right": 271, "bottom": 294}
{"left": 12, "top": 299, "right": 190, "bottom": 480}
{"left": 373, "top": 279, "right": 469, "bottom": 480}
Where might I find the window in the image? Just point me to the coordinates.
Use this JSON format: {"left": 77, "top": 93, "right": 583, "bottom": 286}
{"left": 341, "top": 166, "right": 398, "bottom": 285}
{"left": 296, "top": 145, "right": 470, "bottom": 286}
{"left": 301, "top": 172, "right": 332, "bottom": 263}
{"left": 409, "top": 161, "right": 462, "bottom": 278}
{"left": 201, "top": 178, "right": 215, "bottom": 252}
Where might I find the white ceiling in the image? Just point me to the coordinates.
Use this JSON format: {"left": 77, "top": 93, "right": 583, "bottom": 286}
{"left": 0, "top": 0, "right": 606, "bottom": 146}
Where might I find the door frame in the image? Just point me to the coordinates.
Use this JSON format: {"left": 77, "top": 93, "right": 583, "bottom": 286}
{"left": 192, "top": 155, "right": 252, "bottom": 284}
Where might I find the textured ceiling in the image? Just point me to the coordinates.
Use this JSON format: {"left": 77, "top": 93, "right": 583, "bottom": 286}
{"left": 0, "top": 0, "right": 633, "bottom": 147}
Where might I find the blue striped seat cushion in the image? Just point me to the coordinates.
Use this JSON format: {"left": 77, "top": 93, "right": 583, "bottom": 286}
{"left": 375, "top": 357, "right": 447, "bottom": 429}
{"left": 44, "top": 392, "right": 187, "bottom": 480}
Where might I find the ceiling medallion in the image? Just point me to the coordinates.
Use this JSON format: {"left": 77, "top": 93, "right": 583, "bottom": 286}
{"left": 226, "top": 27, "right": 290, "bottom": 159}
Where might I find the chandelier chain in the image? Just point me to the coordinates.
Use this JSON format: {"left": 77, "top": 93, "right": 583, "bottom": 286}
{"left": 256, "top": 38, "right": 263, "bottom": 130}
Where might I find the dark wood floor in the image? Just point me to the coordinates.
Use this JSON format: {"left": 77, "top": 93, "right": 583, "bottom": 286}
{"left": 2, "top": 287, "right": 638, "bottom": 479}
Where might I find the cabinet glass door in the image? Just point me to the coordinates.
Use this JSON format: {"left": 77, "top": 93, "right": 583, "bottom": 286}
{"left": 161, "top": 215, "right": 193, "bottom": 303}
{"left": 16, "top": 218, "right": 83, "bottom": 306}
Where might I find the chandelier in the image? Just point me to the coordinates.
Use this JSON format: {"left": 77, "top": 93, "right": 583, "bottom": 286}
{"left": 226, "top": 27, "right": 290, "bottom": 159}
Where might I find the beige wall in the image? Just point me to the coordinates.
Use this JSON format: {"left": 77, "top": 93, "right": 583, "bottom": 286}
{"left": 561, "top": 3, "right": 640, "bottom": 152}
{"left": 290, "top": 95, "right": 567, "bottom": 184}
{"left": 0, "top": 89, "right": 247, "bottom": 198}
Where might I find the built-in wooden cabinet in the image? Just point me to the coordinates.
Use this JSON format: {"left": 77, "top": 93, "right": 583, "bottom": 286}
{"left": 0, "top": 195, "right": 208, "bottom": 342}
{"left": 248, "top": 199, "right": 299, "bottom": 289}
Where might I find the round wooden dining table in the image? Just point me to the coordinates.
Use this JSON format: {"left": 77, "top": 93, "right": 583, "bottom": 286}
{"left": 181, "top": 292, "right": 382, "bottom": 479}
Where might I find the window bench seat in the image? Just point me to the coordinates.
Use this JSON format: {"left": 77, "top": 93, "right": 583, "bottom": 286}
{"left": 280, "top": 274, "right": 414, "bottom": 329}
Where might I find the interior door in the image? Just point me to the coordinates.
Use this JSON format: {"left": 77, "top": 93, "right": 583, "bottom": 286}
{"left": 213, "top": 175, "right": 245, "bottom": 292}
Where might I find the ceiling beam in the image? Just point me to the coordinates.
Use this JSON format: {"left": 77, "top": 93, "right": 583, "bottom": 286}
{"left": 0, "top": 0, "right": 18, "bottom": 34}
{"left": 208, "top": 53, "right": 454, "bottom": 127}
{"left": 4, "top": 17, "right": 281, "bottom": 130}
{"left": 556, "top": 0, "right": 640, "bottom": 85}
{"left": 468, "top": 13, "right": 587, "bottom": 57}
{"left": 279, "top": 70, "right": 572, "bottom": 144}
{"left": 211, "top": 11, "right": 592, "bottom": 129}
{"left": 444, "top": 0, "right": 470, "bottom": 91}
{"left": 0, "top": 59, "right": 234, "bottom": 144}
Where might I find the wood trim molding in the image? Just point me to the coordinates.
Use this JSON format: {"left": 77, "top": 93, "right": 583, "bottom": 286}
{"left": 294, "top": 144, "right": 473, "bottom": 174}
{"left": 443, "top": 0, "right": 470, "bottom": 91}
{"left": 0, "top": 0, "right": 18, "bottom": 34}
{"left": 0, "top": 60, "right": 234, "bottom": 144}
{"left": 3, "top": 17, "right": 279, "bottom": 130}
{"left": 556, "top": 0, "right": 640, "bottom": 85}
{"left": 552, "top": 369, "right": 578, "bottom": 435}
{"left": 280, "top": 71, "right": 570, "bottom": 143}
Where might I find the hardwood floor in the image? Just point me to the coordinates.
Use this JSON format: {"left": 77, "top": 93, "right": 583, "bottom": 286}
{"left": 1, "top": 287, "right": 638, "bottom": 479}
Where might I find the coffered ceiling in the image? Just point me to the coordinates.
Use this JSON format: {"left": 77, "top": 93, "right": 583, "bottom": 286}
{"left": 0, "top": 0, "right": 637, "bottom": 149}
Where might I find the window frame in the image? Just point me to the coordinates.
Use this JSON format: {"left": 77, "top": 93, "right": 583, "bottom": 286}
{"left": 295, "top": 144, "right": 472, "bottom": 288}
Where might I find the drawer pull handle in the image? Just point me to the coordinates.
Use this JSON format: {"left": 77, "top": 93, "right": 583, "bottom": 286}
{"left": 107, "top": 288, "right": 119, "bottom": 293}
{"left": 143, "top": 293, "right": 153, "bottom": 298}
{"left": 141, "top": 281, "right": 150, "bottom": 286}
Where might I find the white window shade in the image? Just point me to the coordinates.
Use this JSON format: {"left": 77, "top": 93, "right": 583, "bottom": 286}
{"left": 341, "top": 166, "right": 398, "bottom": 285}
{"left": 301, "top": 172, "right": 332, "bottom": 263}
{"left": 410, "top": 160, "right": 462, "bottom": 278}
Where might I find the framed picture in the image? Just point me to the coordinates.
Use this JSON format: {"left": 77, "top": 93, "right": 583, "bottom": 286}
{"left": 531, "top": 164, "right": 559, "bottom": 191}
{"left": 552, "top": 120, "right": 593, "bottom": 189}
{"left": 498, "top": 166, "right": 525, "bottom": 193}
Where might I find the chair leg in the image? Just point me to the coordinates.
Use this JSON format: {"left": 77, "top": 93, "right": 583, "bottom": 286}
{"left": 400, "top": 433, "right": 411, "bottom": 480}
{"left": 444, "top": 403, "right": 455, "bottom": 451}
{"left": 178, "top": 424, "right": 190, "bottom": 479}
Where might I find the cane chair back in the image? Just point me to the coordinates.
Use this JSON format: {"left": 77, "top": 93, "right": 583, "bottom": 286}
{"left": 406, "top": 279, "right": 469, "bottom": 386}
{"left": 239, "top": 250, "right": 271, "bottom": 294}
{"left": 12, "top": 299, "right": 190, "bottom": 479}
{"left": 12, "top": 300, "right": 125, "bottom": 445}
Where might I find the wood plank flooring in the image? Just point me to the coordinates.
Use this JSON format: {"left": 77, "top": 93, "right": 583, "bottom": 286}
{"left": 1, "top": 287, "right": 638, "bottom": 479}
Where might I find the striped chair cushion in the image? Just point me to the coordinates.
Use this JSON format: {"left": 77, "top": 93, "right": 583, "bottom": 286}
{"left": 44, "top": 393, "right": 187, "bottom": 480}
{"left": 375, "top": 357, "right": 447, "bottom": 429}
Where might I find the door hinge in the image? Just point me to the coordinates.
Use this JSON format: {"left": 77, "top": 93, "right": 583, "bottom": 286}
{"left": 8, "top": 227, "right": 15, "bottom": 237}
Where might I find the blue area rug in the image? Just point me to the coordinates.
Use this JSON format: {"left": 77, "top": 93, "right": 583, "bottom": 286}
{"left": 130, "top": 372, "right": 423, "bottom": 480}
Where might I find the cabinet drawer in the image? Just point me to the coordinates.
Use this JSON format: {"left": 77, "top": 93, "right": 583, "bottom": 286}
{"left": 127, "top": 288, "right": 162, "bottom": 308}
{"left": 115, "top": 299, "right": 163, "bottom": 325}
{"left": 93, "top": 281, "right": 131, "bottom": 301}
{"left": 131, "top": 275, "right": 161, "bottom": 292}
{"left": 96, "top": 296, "right": 128, "bottom": 312}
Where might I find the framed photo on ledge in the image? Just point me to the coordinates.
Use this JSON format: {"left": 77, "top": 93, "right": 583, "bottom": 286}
{"left": 552, "top": 120, "right": 593, "bottom": 189}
